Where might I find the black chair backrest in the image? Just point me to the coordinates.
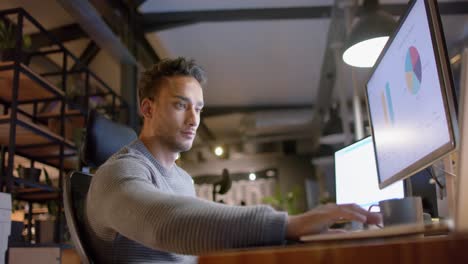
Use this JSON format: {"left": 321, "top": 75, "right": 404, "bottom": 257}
{"left": 66, "top": 111, "right": 136, "bottom": 263}
{"left": 81, "top": 109, "right": 137, "bottom": 167}
{"left": 63, "top": 171, "right": 93, "bottom": 264}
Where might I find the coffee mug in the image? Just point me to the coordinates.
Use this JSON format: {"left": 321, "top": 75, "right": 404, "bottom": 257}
{"left": 369, "top": 197, "right": 424, "bottom": 227}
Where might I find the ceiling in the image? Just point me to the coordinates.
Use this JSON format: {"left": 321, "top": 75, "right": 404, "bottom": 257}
{"left": 2, "top": 0, "right": 468, "bottom": 160}
{"left": 140, "top": 0, "right": 468, "bottom": 156}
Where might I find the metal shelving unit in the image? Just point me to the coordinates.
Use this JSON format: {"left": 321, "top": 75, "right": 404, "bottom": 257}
{"left": 0, "top": 8, "right": 128, "bottom": 243}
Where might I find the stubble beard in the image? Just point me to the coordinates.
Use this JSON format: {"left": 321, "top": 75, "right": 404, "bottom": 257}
{"left": 165, "top": 134, "right": 193, "bottom": 153}
{"left": 174, "top": 140, "right": 192, "bottom": 153}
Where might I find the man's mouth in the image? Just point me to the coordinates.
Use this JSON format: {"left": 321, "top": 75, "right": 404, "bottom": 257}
{"left": 181, "top": 131, "right": 196, "bottom": 139}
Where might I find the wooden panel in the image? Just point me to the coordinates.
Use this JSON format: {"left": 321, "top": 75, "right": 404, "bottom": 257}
{"left": 9, "top": 247, "right": 60, "bottom": 264}
{"left": 19, "top": 145, "right": 77, "bottom": 157}
{"left": 0, "top": 113, "right": 77, "bottom": 169}
{"left": 45, "top": 156, "right": 79, "bottom": 170}
{"left": 0, "top": 61, "right": 64, "bottom": 102}
{"left": 199, "top": 234, "right": 468, "bottom": 264}
{"left": 45, "top": 114, "right": 85, "bottom": 142}
{"left": 0, "top": 124, "right": 50, "bottom": 145}
{"left": 9, "top": 176, "right": 60, "bottom": 201}
{"left": 62, "top": 248, "right": 81, "bottom": 264}
{"left": 0, "top": 113, "right": 75, "bottom": 146}
{"left": 36, "top": 109, "right": 83, "bottom": 120}
{"left": 14, "top": 191, "right": 60, "bottom": 201}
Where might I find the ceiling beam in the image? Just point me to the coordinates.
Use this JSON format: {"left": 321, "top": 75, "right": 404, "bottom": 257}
{"left": 141, "top": 2, "right": 468, "bottom": 32}
{"left": 29, "top": 3, "right": 467, "bottom": 48}
{"left": 89, "top": 0, "right": 160, "bottom": 66}
{"left": 199, "top": 104, "right": 314, "bottom": 143}
{"left": 382, "top": 2, "right": 468, "bottom": 16}
{"left": 57, "top": 0, "right": 137, "bottom": 65}
{"left": 202, "top": 104, "right": 314, "bottom": 117}
{"left": 145, "top": 21, "right": 194, "bottom": 33}
{"left": 198, "top": 122, "right": 216, "bottom": 141}
{"left": 142, "top": 6, "right": 331, "bottom": 32}
{"left": 84, "top": 0, "right": 161, "bottom": 129}
{"left": 70, "top": 40, "right": 100, "bottom": 71}
{"left": 134, "top": 0, "right": 147, "bottom": 8}
{"left": 30, "top": 23, "right": 86, "bottom": 49}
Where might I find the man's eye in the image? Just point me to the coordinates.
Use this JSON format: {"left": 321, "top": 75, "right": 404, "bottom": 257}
{"left": 176, "top": 102, "right": 186, "bottom": 109}
{"left": 196, "top": 108, "right": 203, "bottom": 113}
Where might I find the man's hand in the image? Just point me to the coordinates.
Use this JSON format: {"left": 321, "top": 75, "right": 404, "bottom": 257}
{"left": 286, "top": 203, "right": 382, "bottom": 240}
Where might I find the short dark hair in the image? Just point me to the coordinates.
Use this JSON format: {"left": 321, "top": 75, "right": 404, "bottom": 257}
{"left": 138, "top": 57, "right": 207, "bottom": 104}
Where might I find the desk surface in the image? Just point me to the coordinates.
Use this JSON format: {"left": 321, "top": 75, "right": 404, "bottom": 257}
{"left": 199, "top": 233, "right": 468, "bottom": 264}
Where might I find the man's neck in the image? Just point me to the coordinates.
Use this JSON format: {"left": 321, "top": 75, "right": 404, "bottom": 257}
{"left": 139, "top": 135, "right": 177, "bottom": 170}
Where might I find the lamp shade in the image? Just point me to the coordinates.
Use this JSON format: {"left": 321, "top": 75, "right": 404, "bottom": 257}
{"left": 343, "top": 9, "right": 397, "bottom": 67}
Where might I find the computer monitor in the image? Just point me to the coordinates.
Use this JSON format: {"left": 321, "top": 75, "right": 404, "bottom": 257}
{"left": 365, "top": 0, "right": 458, "bottom": 189}
{"left": 335, "top": 137, "right": 404, "bottom": 210}
{"left": 455, "top": 48, "right": 468, "bottom": 232}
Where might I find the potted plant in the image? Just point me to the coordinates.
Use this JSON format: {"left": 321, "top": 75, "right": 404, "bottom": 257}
{"left": 262, "top": 185, "right": 302, "bottom": 215}
{"left": 63, "top": 75, "right": 86, "bottom": 110}
{"left": 35, "top": 168, "right": 60, "bottom": 243}
{"left": 42, "top": 168, "right": 58, "bottom": 216}
{"left": 0, "top": 20, "right": 32, "bottom": 64}
{"left": 10, "top": 200, "right": 25, "bottom": 246}
{"left": 16, "top": 164, "right": 41, "bottom": 183}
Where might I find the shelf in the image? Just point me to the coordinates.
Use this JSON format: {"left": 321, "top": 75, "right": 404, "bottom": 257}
{"left": 12, "top": 177, "right": 56, "bottom": 192}
{"left": 0, "top": 61, "right": 64, "bottom": 103}
{"left": 41, "top": 156, "right": 78, "bottom": 170}
{"left": 36, "top": 109, "right": 85, "bottom": 128}
{"left": 36, "top": 109, "right": 83, "bottom": 119}
{"left": 17, "top": 147, "right": 79, "bottom": 170}
{"left": 12, "top": 178, "right": 60, "bottom": 202}
{"left": 13, "top": 188, "right": 60, "bottom": 202}
{"left": 0, "top": 113, "right": 78, "bottom": 169}
{"left": 0, "top": 113, "right": 75, "bottom": 146}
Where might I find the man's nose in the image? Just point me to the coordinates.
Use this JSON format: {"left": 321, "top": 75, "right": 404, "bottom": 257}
{"left": 186, "top": 107, "right": 199, "bottom": 127}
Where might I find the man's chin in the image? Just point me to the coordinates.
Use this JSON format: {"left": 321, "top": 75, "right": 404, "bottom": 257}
{"left": 176, "top": 142, "right": 193, "bottom": 152}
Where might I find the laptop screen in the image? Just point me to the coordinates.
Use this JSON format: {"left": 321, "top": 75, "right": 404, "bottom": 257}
{"left": 335, "top": 137, "right": 404, "bottom": 210}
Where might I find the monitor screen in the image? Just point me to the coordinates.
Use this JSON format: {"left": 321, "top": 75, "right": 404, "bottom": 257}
{"left": 335, "top": 137, "right": 405, "bottom": 210}
{"left": 366, "top": 0, "right": 457, "bottom": 189}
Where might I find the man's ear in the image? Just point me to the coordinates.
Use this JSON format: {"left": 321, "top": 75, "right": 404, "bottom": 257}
{"left": 140, "top": 98, "right": 153, "bottom": 119}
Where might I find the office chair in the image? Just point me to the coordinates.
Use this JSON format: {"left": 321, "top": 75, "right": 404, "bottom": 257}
{"left": 63, "top": 109, "right": 137, "bottom": 263}
{"left": 81, "top": 110, "right": 137, "bottom": 167}
{"left": 63, "top": 171, "right": 93, "bottom": 264}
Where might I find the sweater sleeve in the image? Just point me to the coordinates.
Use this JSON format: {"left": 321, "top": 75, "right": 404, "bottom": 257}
{"left": 88, "top": 156, "right": 287, "bottom": 255}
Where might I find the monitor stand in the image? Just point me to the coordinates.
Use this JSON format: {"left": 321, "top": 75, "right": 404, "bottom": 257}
{"left": 437, "top": 155, "right": 457, "bottom": 220}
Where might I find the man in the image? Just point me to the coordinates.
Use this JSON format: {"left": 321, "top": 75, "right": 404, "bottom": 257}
{"left": 85, "top": 57, "right": 381, "bottom": 263}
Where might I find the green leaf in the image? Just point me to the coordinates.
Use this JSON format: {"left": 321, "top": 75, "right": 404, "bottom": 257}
{"left": 43, "top": 168, "right": 53, "bottom": 186}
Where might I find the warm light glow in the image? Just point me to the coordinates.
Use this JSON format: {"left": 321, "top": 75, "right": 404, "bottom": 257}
{"left": 249, "top": 173, "right": 256, "bottom": 181}
{"left": 343, "top": 36, "right": 389, "bottom": 68}
{"left": 451, "top": 54, "right": 461, "bottom": 65}
{"left": 214, "top": 146, "right": 224, "bottom": 156}
{"left": 266, "top": 170, "right": 276, "bottom": 177}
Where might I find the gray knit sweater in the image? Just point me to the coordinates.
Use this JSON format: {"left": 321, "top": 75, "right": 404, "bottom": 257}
{"left": 85, "top": 139, "right": 287, "bottom": 263}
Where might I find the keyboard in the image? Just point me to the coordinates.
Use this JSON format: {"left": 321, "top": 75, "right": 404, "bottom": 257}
{"left": 300, "top": 221, "right": 449, "bottom": 242}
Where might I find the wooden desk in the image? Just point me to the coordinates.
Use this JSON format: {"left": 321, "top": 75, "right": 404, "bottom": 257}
{"left": 199, "top": 233, "right": 468, "bottom": 264}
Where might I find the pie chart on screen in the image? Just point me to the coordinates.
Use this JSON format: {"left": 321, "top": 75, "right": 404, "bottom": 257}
{"left": 405, "top": 46, "right": 422, "bottom": 94}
